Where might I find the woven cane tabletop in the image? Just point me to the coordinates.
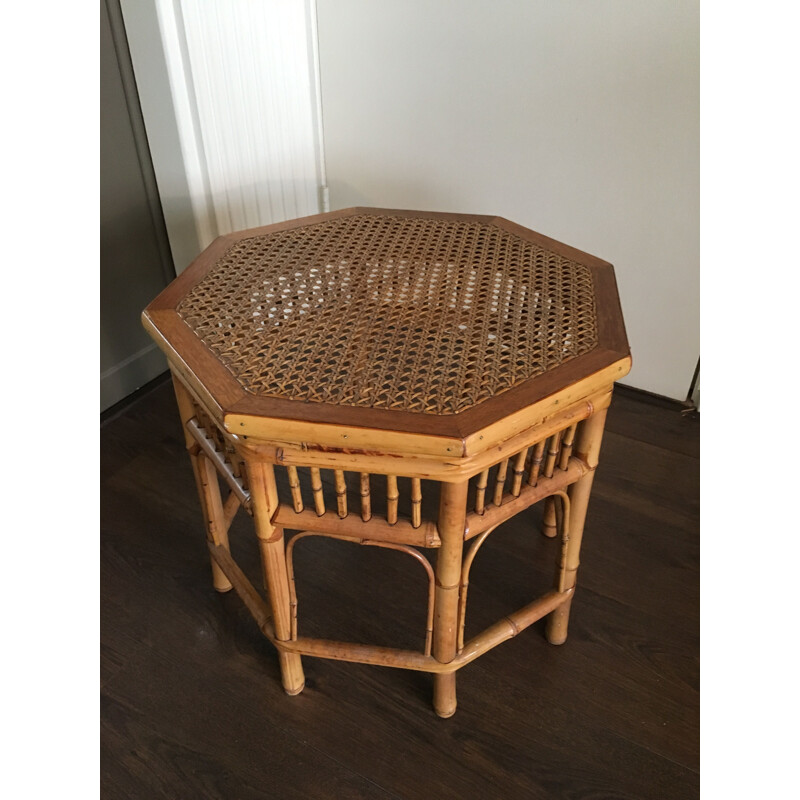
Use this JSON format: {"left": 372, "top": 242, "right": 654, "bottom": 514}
{"left": 144, "top": 208, "right": 629, "bottom": 439}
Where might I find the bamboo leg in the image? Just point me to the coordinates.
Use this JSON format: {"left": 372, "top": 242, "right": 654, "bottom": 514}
{"left": 196, "top": 456, "right": 234, "bottom": 591}
{"left": 248, "top": 459, "right": 305, "bottom": 694}
{"left": 541, "top": 496, "right": 558, "bottom": 539}
{"left": 171, "top": 373, "right": 232, "bottom": 592}
{"left": 432, "top": 480, "right": 469, "bottom": 718}
{"left": 546, "top": 408, "right": 608, "bottom": 646}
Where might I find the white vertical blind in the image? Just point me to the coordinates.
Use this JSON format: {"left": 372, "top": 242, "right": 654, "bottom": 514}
{"left": 152, "top": 0, "right": 324, "bottom": 252}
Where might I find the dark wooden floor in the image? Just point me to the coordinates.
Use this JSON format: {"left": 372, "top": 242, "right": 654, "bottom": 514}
{"left": 101, "top": 376, "right": 699, "bottom": 799}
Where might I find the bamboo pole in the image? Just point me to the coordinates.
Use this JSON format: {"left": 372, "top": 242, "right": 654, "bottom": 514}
{"left": 542, "top": 426, "right": 573, "bottom": 536}
{"left": 493, "top": 459, "right": 509, "bottom": 506}
{"left": 286, "top": 466, "right": 304, "bottom": 513}
{"left": 334, "top": 470, "right": 348, "bottom": 519}
{"left": 285, "top": 533, "right": 303, "bottom": 641}
{"left": 432, "top": 480, "right": 469, "bottom": 717}
{"left": 542, "top": 431, "right": 562, "bottom": 478}
{"left": 457, "top": 589, "right": 571, "bottom": 664}
{"left": 309, "top": 467, "right": 325, "bottom": 516}
{"left": 546, "top": 408, "right": 608, "bottom": 646}
{"left": 209, "top": 534, "right": 572, "bottom": 674}
{"left": 457, "top": 525, "right": 499, "bottom": 652}
{"left": 222, "top": 490, "right": 242, "bottom": 532}
{"left": 558, "top": 423, "right": 578, "bottom": 471}
{"left": 386, "top": 474, "right": 399, "bottom": 525}
{"left": 285, "top": 531, "right": 436, "bottom": 654}
{"left": 465, "top": 457, "right": 587, "bottom": 539}
{"left": 197, "top": 455, "right": 234, "bottom": 591}
{"left": 526, "top": 440, "right": 546, "bottom": 486}
{"left": 274, "top": 505, "right": 438, "bottom": 547}
{"left": 411, "top": 478, "right": 422, "bottom": 529}
{"left": 272, "top": 589, "right": 573, "bottom": 673}
{"left": 475, "top": 469, "right": 489, "bottom": 515}
{"left": 247, "top": 459, "right": 305, "bottom": 695}
{"left": 511, "top": 448, "right": 529, "bottom": 497}
{"left": 209, "top": 543, "right": 272, "bottom": 633}
{"left": 360, "top": 472, "right": 372, "bottom": 521}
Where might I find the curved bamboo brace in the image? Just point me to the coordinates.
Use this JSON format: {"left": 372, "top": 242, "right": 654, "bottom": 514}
{"left": 369, "top": 539, "right": 435, "bottom": 656}
{"left": 551, "top": 490, "right": 573, "bottom": 593}
{"left": 542, "top": 431, "right": 566, "bottom": 538}
{"left": 457, "top": 490, "right": 571, "bottom": 652}
{"left": 457, "top": 523, "right": 500, "bottom": 653}
{"left": 285, "top": 530, "right": 436, "bottom": 654}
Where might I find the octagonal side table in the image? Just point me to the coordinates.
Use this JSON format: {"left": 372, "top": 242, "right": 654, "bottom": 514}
{"left": 142, "top": 207, "right": 630, "bottom": 718}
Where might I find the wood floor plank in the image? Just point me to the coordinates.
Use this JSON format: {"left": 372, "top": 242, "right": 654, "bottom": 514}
{"left": 606, "top": 386, "right": 700, "bottom": 459}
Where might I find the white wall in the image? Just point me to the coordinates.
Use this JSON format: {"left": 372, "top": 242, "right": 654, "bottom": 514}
{"left": 316, "top": 0, "right": 699, "bottom": 399}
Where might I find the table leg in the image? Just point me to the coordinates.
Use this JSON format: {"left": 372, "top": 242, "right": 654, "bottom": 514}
{"left": 171, "top": 374, "right": 232, "bottom": 592}
{"left": 248, "top": 460, "right": 306, "bottom": 695}
{"left": 541, "top": 496, "right": 558, "bottom": 538}
{"left": 432, "top": 480, "right": 469, "bottom": 718}
{"left": 546, "top": 407, "right": 608, "bottom": 645}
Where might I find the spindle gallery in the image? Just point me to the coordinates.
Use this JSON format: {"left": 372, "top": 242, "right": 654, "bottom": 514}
{"left": 142, "top": 207, "right": 630, "bottom": 718}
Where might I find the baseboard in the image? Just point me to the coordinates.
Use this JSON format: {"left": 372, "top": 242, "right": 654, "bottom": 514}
{"left": 614, "top": 381, "right": 697, "bottom": 412}
{"left": 101, "top": 343, "right": 168, "bottom": 414}
{"left": 101, "top": 368, "right": 173, "bottom": 425}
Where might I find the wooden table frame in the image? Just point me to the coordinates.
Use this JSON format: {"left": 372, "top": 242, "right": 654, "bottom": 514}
{"left": 168, "top": 359, "right": 625, "bottom": 718}
{"left": 143, "top": 208, "right": 631, "bottom": 718}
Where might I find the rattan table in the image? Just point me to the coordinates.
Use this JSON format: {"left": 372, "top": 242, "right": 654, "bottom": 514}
{"left": 142, "top": 207, "right": 630, "bottom": 718}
